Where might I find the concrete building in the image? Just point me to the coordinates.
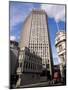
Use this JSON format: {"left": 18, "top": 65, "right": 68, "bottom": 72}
{"left": 55, "top": 31, "right": 66, "bottom": 78}
{"left": 19, "top": 10, "right": 53, "bottom": 78}
{"left": 10, "top": 40, "right": 19, "bottom": 88}
{"left": 16, "top": 47, "right": 42, "bottom": 87}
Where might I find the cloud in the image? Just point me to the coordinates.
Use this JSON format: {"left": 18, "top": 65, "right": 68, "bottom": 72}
{"left": 41, "top": 4, "right": 65, "bottom": 22}
{"left": 10, "top": 11, "right": 28, "bottom": 31}
{"left": 10, "top": 35, "right": 16, "bottom": 41}
{"left": 10, "top": 2, "right": 34, "bottom": 31}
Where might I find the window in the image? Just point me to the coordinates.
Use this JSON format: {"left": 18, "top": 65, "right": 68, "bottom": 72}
{"left": 47, "top": 59, "right": 49, "bottom": 64}
{"left": 25, "top": 62, "right": 28, "bottom": 69}
{"left": 59, "top": 45, "right": 62, "bottom": 52}
{"left": 62, "top": 42, "right": 65, "bottom": 49}
{"left": 20, "top": 63, "right": 22, "bottom": 67}
{"left": 28, "top": 63, "right": 30, "bottom": 69}
{"left": 31, "top": 63, "right": 32, "bottom": 69}
{"left": 23, "top": 61, "right": 26, "bottom": 68}
{"left": 46, "top": 64, "right": 49, "bottom": 68}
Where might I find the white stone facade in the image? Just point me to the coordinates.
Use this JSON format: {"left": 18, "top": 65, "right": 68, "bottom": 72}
{"left": 55, "top": 31, "right": 66, "bottom": 77}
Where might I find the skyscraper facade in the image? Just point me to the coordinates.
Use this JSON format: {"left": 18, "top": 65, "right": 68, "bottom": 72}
{"left": 19, "top": 10, "right": 53, "bottom": 77}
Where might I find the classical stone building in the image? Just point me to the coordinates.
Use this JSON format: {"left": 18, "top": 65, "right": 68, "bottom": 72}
{"left": 10, "top": 40, "right": 19, "bottom": 88}
{"left": 16, "top": 47, "right": 42, "bottom": 87}
{"left": 19, "top": 10, "right": 53, "bottom": 78}
{"left": 55, "top": 31, "right": 66, "bottom": 78}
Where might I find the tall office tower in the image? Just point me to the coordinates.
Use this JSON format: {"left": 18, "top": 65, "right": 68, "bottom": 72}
{"left": 19, "top": 10, "right": 53, "bottom": 77}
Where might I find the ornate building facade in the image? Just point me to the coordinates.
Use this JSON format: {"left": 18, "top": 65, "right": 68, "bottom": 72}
{"left": 55, "top": 31, "right": 66, "bottom": 78}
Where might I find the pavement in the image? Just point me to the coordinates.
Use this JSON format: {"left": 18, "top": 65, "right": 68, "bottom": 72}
{"left": 19, "top": 81, "right": 64, "bottom": 88}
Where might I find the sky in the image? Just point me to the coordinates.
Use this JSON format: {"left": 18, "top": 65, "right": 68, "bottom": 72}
{"left": 9, "top": 1, "right": 66, "bottom": 65}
